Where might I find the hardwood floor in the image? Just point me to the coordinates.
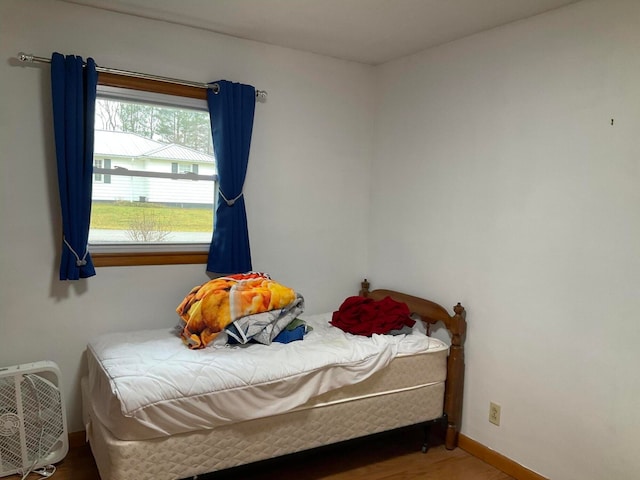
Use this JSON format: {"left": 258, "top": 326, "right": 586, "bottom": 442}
{"left": 7, "top": 428, "right": 514, "bottom": 480}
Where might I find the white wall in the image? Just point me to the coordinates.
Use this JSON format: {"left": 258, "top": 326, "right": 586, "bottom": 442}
{"left": 0, "top": 0, "right": 373, "bottom": 432}
{"left": 370, "top": 0, "right": 640, "bottom": 479}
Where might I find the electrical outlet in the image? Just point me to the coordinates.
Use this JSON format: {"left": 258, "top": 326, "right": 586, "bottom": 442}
{"left": 489, "top": 402, "right": 501, "bottom": 426}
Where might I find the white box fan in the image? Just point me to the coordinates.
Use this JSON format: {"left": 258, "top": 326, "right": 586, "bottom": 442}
{"left": 0, "top": 361, "right": 68, "bottom": 477}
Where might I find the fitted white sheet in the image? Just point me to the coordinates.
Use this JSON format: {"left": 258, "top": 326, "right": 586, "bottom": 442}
{"left": 86, "top": 313, "right": 447, "bottom": 440}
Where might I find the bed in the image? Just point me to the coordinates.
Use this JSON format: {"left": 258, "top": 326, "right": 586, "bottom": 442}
{"left": 81, "top": 279, "right": 466, "bottom": 480}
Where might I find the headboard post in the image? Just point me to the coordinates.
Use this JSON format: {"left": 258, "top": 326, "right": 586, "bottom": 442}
{"left": 444, "top": 302, "right": 466, "bottom": 449}
{"left": 359, "top": 279, "right": 370, "bottom": 297}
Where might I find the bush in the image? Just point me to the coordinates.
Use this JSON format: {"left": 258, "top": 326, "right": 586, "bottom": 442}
{"left": 126, "top": 210, "right": 172, "bottom": 242}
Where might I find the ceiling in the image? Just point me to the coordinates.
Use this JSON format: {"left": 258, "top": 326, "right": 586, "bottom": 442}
{"left": 62, "top": 0, "right": 582, "bottom": 65}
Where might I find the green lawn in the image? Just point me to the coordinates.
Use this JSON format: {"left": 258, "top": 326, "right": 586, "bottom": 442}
{"left": 91, "top": 202, "right": 213, "bottom": 231}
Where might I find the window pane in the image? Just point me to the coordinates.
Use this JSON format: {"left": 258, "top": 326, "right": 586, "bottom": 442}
{"left": 91, "top": 96, "right": 215, "bottom": 248}
{"left": 94, "top": 159, "right": 103, "bottom": 182}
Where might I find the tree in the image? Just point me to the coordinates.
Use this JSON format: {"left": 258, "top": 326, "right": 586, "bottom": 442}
{"left": 119, "top": 103, "right": 156, "bottom": 139}
{"left": 155, "top": 108, "right": 212, "bottom": 154}
{"left": 96, "top": 99, "right": 121, "bottom": 131}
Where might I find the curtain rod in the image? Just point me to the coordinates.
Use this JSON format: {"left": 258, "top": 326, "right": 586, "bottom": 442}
{"left": 16, "top": 52, "right": 267, "bottom": 101}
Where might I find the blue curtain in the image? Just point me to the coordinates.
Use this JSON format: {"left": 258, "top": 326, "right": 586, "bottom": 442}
{"left": 51, "top": 53, "right": 97, "bottom": 280}
{"left": 206, "top": 80, "right": 256, "bottom": 273}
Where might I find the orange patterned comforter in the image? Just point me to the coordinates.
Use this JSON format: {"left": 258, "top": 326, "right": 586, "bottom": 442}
{"left": 176, "top": 272, "right": 297, "bottom": 349}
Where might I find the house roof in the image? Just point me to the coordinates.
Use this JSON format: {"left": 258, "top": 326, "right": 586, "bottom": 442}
{"left": 144, "top": 144, "right": 215, "bottom": 163}
{"left": 94, "top": 130, "right": 215, "bottom": 164}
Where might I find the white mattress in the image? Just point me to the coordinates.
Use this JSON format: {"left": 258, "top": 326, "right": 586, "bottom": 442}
{"left": 86, "top": 313, "right": 448, "bottom": 440}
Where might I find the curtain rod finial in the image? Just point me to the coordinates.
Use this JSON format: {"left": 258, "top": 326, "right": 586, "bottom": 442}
{"left": 18, "top": 52, "right": 33, "bottom": 62}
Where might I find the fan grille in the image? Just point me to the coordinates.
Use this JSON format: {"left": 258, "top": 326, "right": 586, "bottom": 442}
{"left": 0, "top": 374, "right": 64, "bottom": 473}
{"left": 0, "top": 379, "right": 21, "bottom": 471}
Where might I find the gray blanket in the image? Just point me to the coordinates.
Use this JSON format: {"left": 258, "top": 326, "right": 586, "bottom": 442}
{"left": 225, "top": 294, "right": 305, "bottom": 345}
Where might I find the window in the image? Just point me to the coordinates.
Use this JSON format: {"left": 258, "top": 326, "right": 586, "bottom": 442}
{"left": 90, "top": 74, "right": 214, "bottom": 267}
{"left": 94, "top": 159, "right": 111, "bottom": 183}
{"left": 94, "top": 159, "right": 103, "bottom": 182}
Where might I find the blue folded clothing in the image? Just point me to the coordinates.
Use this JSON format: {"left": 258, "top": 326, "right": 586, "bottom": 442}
{"left": 273, "top": 324, "right": 306, "bottom": 344}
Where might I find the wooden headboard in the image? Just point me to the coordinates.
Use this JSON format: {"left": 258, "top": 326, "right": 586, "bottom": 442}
{"left": 360, "top": 279, "right": 467, "bottom": 450}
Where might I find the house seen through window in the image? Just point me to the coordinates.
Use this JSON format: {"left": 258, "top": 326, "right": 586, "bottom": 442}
{"left": 90, "top": 85, "right": 215, "bottom": 252}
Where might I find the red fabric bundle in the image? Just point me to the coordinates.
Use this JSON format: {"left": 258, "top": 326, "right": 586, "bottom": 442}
{"left": 331, "top": 296, "right": 415, "bottom": 336}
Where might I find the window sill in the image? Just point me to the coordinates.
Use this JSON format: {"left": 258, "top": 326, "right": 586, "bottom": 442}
{"left": 92, "top": 251, "right": 208, "bottom": 267}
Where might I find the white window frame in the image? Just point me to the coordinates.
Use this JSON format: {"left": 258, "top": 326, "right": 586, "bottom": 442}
{"left": 91, "top": 85, "right": 216, "bottom": 257}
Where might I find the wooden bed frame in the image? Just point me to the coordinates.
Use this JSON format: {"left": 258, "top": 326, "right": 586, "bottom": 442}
{"left": 360, "top": 279, "right": 467, "bottom": 449}
{"left": 82, "top": 280, "right": 467, "bottom": 479}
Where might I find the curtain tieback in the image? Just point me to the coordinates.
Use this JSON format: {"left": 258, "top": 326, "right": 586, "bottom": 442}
{"left": 63, "top": 236, "right": 89, "bottom": 266}
{"left": 219, "top": 188, "right": 244, "bottom": 206}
